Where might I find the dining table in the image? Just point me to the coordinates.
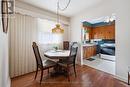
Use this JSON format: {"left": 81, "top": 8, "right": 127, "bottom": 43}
{"left": 44, "top": 50, "right": 70, "bottom": 59}
{"left": 44, "top": 50, "right": 70, "bottom": 76}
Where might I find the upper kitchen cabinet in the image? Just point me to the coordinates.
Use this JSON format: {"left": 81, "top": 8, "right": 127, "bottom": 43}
{"left": 83, "top": 21, "right": 115, "bottom": 40}
{"left": 83, "top": 26, "right": 93, "bottom": 40}
{"left": 82, "top": 22, "right": 93, "bottom": 40}
{"left": 92, "top": 23, "right": 115, "bottom": 39}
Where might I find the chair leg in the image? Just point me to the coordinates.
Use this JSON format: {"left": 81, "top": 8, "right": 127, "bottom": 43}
{"left": 40, "top": 70, "right": 43, "bottom": 84}
{"left": 67, "top": 66, "right": 70, "bottom": 81}
{"left": 34, "top": 66, "right": 38, "bottom": 80}
{"left": 73, "top": 64, "right": 77, "bottom": 77}
{"left": 48, "top": 69, "right": 49, "bottom": 74}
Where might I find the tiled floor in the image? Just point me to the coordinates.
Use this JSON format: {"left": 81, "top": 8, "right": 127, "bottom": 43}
{"left": 83, "top": 55, "right": 115, "bottom": 75}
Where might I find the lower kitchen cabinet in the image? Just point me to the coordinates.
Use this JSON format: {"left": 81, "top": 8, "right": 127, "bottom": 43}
{"left": 83, "top": 45, "right": 97, "bottom": 59}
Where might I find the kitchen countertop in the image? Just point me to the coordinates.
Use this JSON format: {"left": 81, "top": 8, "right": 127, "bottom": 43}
{"left": 82, "top": 43, "right": 97, "bottom": 47}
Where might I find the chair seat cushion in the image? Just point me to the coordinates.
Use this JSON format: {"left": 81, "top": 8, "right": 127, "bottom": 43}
{"left": 58, "top": 60, "right": 73, "bottom": 67}
{"left": 42, "top": 60, "right": 56, "bottom": 69}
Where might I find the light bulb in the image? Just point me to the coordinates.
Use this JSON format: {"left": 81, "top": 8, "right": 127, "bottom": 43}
{"left": 110, "top": 17, "right": 114, "bottom": 22}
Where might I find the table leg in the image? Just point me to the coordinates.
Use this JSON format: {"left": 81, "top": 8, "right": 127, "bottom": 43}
{"left": 50, "top": 59, "right": 67, "bottom": 77}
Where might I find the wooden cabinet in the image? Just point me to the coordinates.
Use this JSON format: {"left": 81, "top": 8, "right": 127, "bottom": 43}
{"left": 83, "top": 23, "right": 115, "bottom": 40}
{"left": 83, "top": 45, "right": 97, "bottom": 59}
{"left": 83, "top": 26, "right": 93, "bottom": 40}
{"left": 92, "top": 24, "right": 115, "bottom": 39}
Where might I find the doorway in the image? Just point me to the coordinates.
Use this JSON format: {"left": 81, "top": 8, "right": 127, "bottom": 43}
{"left": 81, "top": 15, "right": 116, "bottom": 75}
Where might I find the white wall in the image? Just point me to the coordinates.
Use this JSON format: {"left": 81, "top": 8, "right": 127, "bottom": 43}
{"left": 70, "top": 0, "right": 130, "bottom": 82}
{"left": 0, "top": 1, "right": 10, "bottom": 87}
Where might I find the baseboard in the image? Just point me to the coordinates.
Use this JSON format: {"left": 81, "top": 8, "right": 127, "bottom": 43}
{"left": 100, "top": 54, "right": 115, "bottom": 61}
{"left": 6, "top": 77, "right": 10, "bottom": 87}
{"left": 76, "top": 60, "right": 82, "bottom": 65}
{"left": 115, "top": 75, "right": 127, "bottom": 83}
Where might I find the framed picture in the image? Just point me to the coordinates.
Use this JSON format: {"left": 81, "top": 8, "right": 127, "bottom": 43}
{"left": 1, "top": 0, "right": 9, "bottom": 33}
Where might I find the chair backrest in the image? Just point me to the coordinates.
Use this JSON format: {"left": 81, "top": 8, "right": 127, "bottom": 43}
{"left": 69, "top": 42, "right": 78, "bottom": 64}
{"left": 63, "top": 41, "right": 69, "bottom": 50}
{"left": 32, "top": 42, "right": 43, "bottom": 68}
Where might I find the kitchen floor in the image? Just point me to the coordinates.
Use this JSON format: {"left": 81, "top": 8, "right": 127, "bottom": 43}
{"left": 83, "top": 55, "right": 115, "bottom": 75}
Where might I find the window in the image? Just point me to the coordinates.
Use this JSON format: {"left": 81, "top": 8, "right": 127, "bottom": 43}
{"left": 37, "top": 18, "right": 63, "bottom": 44}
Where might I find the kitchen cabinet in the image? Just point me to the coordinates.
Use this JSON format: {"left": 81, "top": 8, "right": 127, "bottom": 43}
{"left": 83, "top": 26, "right": 93, "bottom": 40}
{"left": 83, "top": 23, "right": 115, "bottom": 40}
{"left": 92, "top": 24, "right": 115, "bottom": 39}
{"left": 83, "top": 45, "right": 97, "bottom": 59}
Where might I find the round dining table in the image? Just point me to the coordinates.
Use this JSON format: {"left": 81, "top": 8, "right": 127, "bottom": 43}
{"left": 44, "top": 50, "right": 70, "bottom": 76}
{"left": 44, "top": 50, "right": 70, "bottom": 59}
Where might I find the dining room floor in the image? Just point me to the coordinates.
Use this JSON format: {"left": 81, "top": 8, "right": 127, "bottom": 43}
{"left": 11, "top": 65, "right": 129, "bottom": 87}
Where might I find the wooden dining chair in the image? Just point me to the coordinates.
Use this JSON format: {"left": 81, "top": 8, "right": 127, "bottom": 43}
{"left": 32, "top": 42, "right": 56, "bottom": 84}
{"left": 63, "top": 41, "right": 69, "bottom": 50}
{"left": 58, "top": 42, "right": 78, "bottom": 81}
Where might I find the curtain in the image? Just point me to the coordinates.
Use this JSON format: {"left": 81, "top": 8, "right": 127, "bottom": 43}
{"left": 37, "top": 18, "right": 63, "bottom": 44}
{"left": 9, "top": 13, "right": 37, "bottom": 78}
{"left": 37, "top": 18, "right": 63, "bottom": 54}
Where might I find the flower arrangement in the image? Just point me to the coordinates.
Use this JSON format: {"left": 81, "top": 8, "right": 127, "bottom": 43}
{"left": 53, "top": 44, "right": 59, "bottom": 51}
{"left": 53, "top": 46, "right": 58, "bottom": 50}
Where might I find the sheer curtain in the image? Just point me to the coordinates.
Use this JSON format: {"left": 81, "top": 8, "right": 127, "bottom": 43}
{"left": 37, "top": 18, "right": 63, "bottom": 52}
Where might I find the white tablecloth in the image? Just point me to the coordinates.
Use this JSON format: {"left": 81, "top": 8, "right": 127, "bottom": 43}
{"left": 44, "top": 50, "right": 70, "bottom": 57}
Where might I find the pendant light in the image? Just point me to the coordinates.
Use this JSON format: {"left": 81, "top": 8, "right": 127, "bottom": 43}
{"left": 52, "top": 0, "right": 71, "bottom": 34}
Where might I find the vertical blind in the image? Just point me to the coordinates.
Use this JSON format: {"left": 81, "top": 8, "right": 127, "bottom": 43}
{"left": 9, "top": 13, "right": 37, "bottom": 78}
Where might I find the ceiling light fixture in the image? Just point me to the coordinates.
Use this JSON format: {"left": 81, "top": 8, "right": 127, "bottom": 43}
{"left": 104, "top": 14, "right": 116, "bottom": 23}
{"left": 52, "top": 0, "right": 71, "bottom": 34}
